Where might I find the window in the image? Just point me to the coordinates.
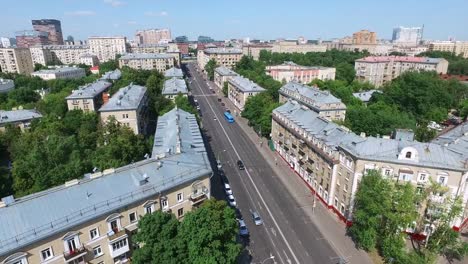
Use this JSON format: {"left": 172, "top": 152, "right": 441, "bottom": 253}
{"left": 109, "top": 219, "right": 119, "bottom": 233}
{"left": 178, "top": 208, "right": 184, "bottom": 217}
{"left": 89, "top": 228, "right": 99, "bottom": 240}
{"left": 122, "top": 113, "right": 129, "bottom": 119}
{"left": 162, "top": 200, "right": 168, "bottom": 208}
{"left": 334, "top": 198, "right": 339, "bottom": 207}
{"left": 405, "top": 151, "right": 412, "bottom": 158}
{"left": 177, "top": 193, "right": 183, "bottom": 203}
{"left": 384, "top": 169, "right": 391, "bottom": 176}
{"left": 419, "top": 173, "right": 427, "bottom": 182}
{"left": 112, "top": 239, "right": 127, "bottom": 251}
{"left": 93, "top": 245, "right": 103, "bottom": 257}
{"left": 129, "top": 212, "right": 137, "bottom": 223}
{"left": 145, "top": 205, "right": 153, "bottom": 214}
{"left": 41, "top": 247, "right": 53, "bottom": 261}
{"left": 438, "top": 176, "right": 447, "bottom": 185}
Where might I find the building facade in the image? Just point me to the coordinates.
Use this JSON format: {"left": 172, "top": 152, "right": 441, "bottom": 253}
{"left": 429, "top": 41, "right": 468, "bottom": 58}
{"left": 197, "top": 48, "right": 243, "bottom": 70}
{"left": 79, "top": 54, "right": 99, "bottom": 67}
{"left": 271, "top": 101, "right": 468, "bottom": 230}
{"left": 392, "top": 26, "right": 423, "bottom": 46}
{"left": 15, "top": 31, "right": 49, "bottom": 48}
{"left": 135, "top": 29, "right": 172, "bottom": 44}
{"left": 228, "top": 75, "right": 266, "bottom": 111}
{"left": 0, "top": 48, "right": 34, "bottom": 74}
{"left": 266, "top": 61, "right": 336, "bottom": 83}
{"left": 0, "top": 108, "right": 212, "bottom": 264}
{"left": 271, "top": 42, "right": 327, "bottom": 54}
{"left": 355, "top": 56, "right": 449, "bottom": 87}
{"left": 352, "top": 30, "right": 377, "bottom": 45}
{"left": 118, "top": 53, "right": 175, "bottom": 72}
{"left": 0, "top": 109, "right": 42, "bottom": 131}
{"left": 214, "top": 66, "right": 238, "bottom": 88}
{"left": 88, "top": 37, "right": 127, "bottom": 63}
{"left": 279, "top": 82, "right": 346, "bottom": 121}
{"left": 66, "top": 80, "right": 112, "bottom": 112}
{"left": 162, "top": 77, "right": 188, "bottom": 100}
{"left": 98, "top": 84, "right": 148, "bottom": 135}
{"left": 31, "top": 67, "right": 86, "bottom": 80}
{"left": 32, "top": 19, "right": 64, "bottom": 45}
{"left": 242, "top": 44, "right": 274, "bottom": 60}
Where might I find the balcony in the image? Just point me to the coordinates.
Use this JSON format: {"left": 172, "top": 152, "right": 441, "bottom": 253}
{"left": 107, "top": 228, "right": 128, "bottom": 242}
{"left": 190, "top": 185, "right": 209, "bottom": 205}
{"left": 63, "top": 245, "right": 87, "bottom": 263}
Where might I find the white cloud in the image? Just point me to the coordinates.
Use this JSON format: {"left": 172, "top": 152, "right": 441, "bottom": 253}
{"left": 144, "top": 11, "right": 169, "bottom": 17}
{"left": 65, "top": 10, "right": 96, "bottom": 16}
{"left": 104, "top": 0, "right": 125, "bottom": 7}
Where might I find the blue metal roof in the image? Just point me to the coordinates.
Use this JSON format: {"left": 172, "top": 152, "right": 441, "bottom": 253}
{"left": 66, "top": 80, "right": 111, "bottom": 99}
{"left": 164, "top": 67, "right": 183, "bottom": 78}
{"left": 98, "top": 84, "right": 147, "bottom": 112}
{"left": 162, "top": 78, "right": 188, "bottom": 96}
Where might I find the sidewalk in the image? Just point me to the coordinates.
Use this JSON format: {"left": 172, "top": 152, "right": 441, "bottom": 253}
{"left": 211, "top": 81, "right": 373, "bottom": 264}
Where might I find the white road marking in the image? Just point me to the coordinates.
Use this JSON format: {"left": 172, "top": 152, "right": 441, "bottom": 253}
{"left": 271, "top": 227, "right": 277, "bottom": 237}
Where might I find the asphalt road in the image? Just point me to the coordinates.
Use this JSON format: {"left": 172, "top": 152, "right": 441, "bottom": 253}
{"left": 184, "top": 63, "right": 340, "bottom": 264}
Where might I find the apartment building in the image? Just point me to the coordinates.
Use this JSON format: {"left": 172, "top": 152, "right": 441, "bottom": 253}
{"left": 66, "top": 80, "right": 112, "bottom": 112}
{"left": 129, "top": 44, "right": 168, "bottom": 54}
{"left": 0, "top": 48, "right": 34, "bottom": 74}
{"left": 135, "top": 29, "right": 172, "bottom": 44}
{"left": 88, "top": 37, "right": 127, "bottom": 63}
{"left": 355, "top": 56, "right": 449, "bottom": 87}
{"left": 214, "top": 66, "right": 238, "bottom": 88}
{"left": 29, "top": 46, "right": 53, "bottom": 65}
{"left": 0, "top": 79, "right": 14, "bottom": 93}
{"left": 30, "top": 45, "right": 91, "bottom": 66}
{"left": 15, "top": 30, "right": 49, "bottom": 48}
{"left": 162, "top": 77, "right": 188, "bottom": 100}
{"left": 271, "top": 41, "right": 327, "bottom": 54}
{"left": 0, "top": 109, "right": 42, "bottom": 131}
{"left": 32, "top": 19, "right": 64, "bottom": 45}
{"left": 242, "top": 44, "right": 274, "bottom": 60}
{"left": 0, "top": 107, "right": 212, "bottom": 264}
{"left": 271, "top": 101, "right": 468, "bottom": 230}
{"left": 228, "top": 75, "right": 266, "bottom": 111}
{"left": 118, "top": 53, "right": 175, "bottom": 72}
{"left": 279, "top": 82, "right": 346, "bottom": 121}
{"left": 79, "top": 54, "right": 99, "bottom": 67}
{"left": 352, "top": 30, "right": 377, "bottom": 45}
{"left": 197, "top": 48, "right": 243, "bottom": 70}
{"left": 392, "top": 26, "right": 423, "bottom": 46}
{"left": 429, "top": 41, "right": 468, "bottom": 58}
{"left": 99, "top": 84, "right": 148, "bottom": 135}
{"left": 266, "top": 61, "right": 336, "bottom": 83}
{"left": 31, "top": 67, "right": 86, "bottom": 80}
{"left": 164, "top": 67, "right": 183, "bottom": 79}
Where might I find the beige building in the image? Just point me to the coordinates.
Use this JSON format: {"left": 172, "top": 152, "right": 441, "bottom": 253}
{"left": 0, "top": 108, "right": 212, "bottom": 264}
{"left": 355, "top": 56, "right": 449, "bottom": 87}
{"left": 266, "top": 61, "right": 335, "bottom": 83}
{"left": 242, "top": 44, "right": 274, "bottom": 60}
{"left": 0, "top": 48, "right": 33, "bottom": 74}
{"left": 31, "top": 67, "right": 86, "bottom": 80}
{"left": 98, "top": 84, "right": 148, "bottom": 135}
{"left": 30, "top": 45, "right": 90, "bottom": 66}
{"left": 352, "top": 30, "right": 377, "bottom": 45}
{"left": 228, "top": 75, "right": 266, "bottom": 111}
{"left": 66, "top": 80, "right": 112, "bottom": 112}
{"left": 79, "top": 54, "right": 99, "bottom": 67}
{"left": 279, "top": 82, "right": 346, "bottom": 121}
{"left": 162, "top": 77, "right": 188, "bottom": 100}
{"left": 0, "top": 109, "right": 42, "bottom": 131}
{"left": 197, "top": 48, "right": 243, "bottom": 70}
{"left": 29, "top": 46, "right": 54, "bottom": 65}
{"left": 429, "top": 41, "right": 468, "bottom": 58}
{"left": 271, "top": 101, "right": 468, "bottom": 231}
{"left": 214, "top": 66, "right": 238, "bottom": 88}
{"left": 118, "top": 53, "right": 175, "bottom": 72}
{"left": 135, "top": 29, "right": 172, "bottom": 44}
{"left": 88, "top": 37, "right": 127, "bottom": 63}
{"left": 271, "top": 41, "right": 327, "bottom": 54}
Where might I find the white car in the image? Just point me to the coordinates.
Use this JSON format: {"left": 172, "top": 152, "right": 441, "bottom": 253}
{"left": 224, "top": 183, "right": 232, "bottom": 195}
{"left": 217, "top": 160, "right": 222, "bottom": 170}
{"left": 228, "top": 195, "right": 237, "bottom": 207}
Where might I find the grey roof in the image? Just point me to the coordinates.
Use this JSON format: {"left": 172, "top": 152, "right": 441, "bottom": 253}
{"left": 214, "top": 66, "right": 238, "bottom": 76}
{"left": 280, "top": 82, "right": 345, "bottom": 111}
{"left": 0, "top": 109, "right": 211, "bottom": 256}
{"left": 162, "top": 78, "right": 188, "bottom": 95}
{"left": 100, "top": 69, "right": 122, "bottom": 81}
{"left": 274, "top": 101, "right": 466, "bottom": 171}
{"left": 352, "top": 90, "right": 382, "bottom": 103}
{"left": 204, "top": 48, "right": 242, "bottom": 54}
{"left": 164, "top": 67, "right": 183, "bottom": 78}
{"left": 229, "top": 75, "right": 266, "bottom": 93}
{"left": 432, "top": 122, "right": 468, "bottom": 161}
{"left": 32, "top": 67, "right": 85, "bottom": 75}
{"left": 66, "top": 80, "right": 111, "bottom": 100}
{"left": 0, "top": 109, "right": 42, "bottom": 125}
{"left": 99, "top": 84, "right": 147, "bottom": 112}
{"left": 0, "top": 79, "right": 14, "bottom": 93}
{"left": 119, "top": 53, "right": 174, "bottom": 60}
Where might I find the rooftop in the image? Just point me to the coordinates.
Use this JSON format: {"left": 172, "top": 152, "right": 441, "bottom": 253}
{"left": 66, "top": 80, "right": 112, "bottom": 100}
{"left": 356, "top": 56, "right": 445, "bottom": 64}
{"left": 32, "top": 67, "right": 85, "bottom": 75}
{"left": 352, "top": 90, "right": 382, "bottom": 102}
{"left": 0, "top": 109, "right": 211, "bottom": 256}
{"left": 164, "top": 67, "right": 183, "bottom": 78}
{"left": 15, "top": 30, "right": 48, "bottom": 37}
{"left": 162, "top": 77, "right": 188, "bottom": 95}
{"left": 119, "top": 53, "right": 175, "bottom": 60}
{"left": 0, "top": 109, "right": 42, "bottom": 125}
{"left": 99, "top": 83, "right": 147, "bottom": 112}
{"left": 214, "top": 66, "right": 238, "bottom": 76}
{"left": 432, "top": 122, "right": 468, "bottom": 161}
{"left": 31, "top": 45, "right": 89, "bottom": 50}
{"left": 280, "top": 82, "right": 344, "bottom": 108}
{"left": 229, "top": 75, "right": 266, "bottom": 93}
{"left": 100, "top": 69, "right": 122, "bottom": 81}
{"left": 204, "top": 48, "right": 242, "bottom": 54}
{"left": 0, "top": 79, "right": 14, "bottom": 93}
{"left": 267, "top": 61, "right": 335, "bottom": 71}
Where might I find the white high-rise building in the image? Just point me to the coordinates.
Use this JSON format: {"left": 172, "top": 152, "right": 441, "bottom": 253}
{"left": 392, "top": 26, "right": 423, "bottom": 46}
{"left": 0, "top": 48, "right": 34, "bottom": 74}
{"left": 88, "top": 36, "right": 127, "bottom": 62}
{"left": 135, "top": 29, "right": 172, "bottom": 44}
{"left": 0, "top": 37, "right": 11, "bottom": 48}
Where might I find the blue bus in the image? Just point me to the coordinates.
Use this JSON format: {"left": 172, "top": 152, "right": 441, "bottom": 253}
{"left": 224, "top": 112, "right": 234, "bottom": 123}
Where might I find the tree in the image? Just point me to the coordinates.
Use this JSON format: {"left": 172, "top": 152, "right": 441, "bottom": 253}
{"left": 335, "top": 62, "right": 356, "bottom": 84}
{"left": 222, "top": 81, "right": 228, "bottom": 97}
{"left": 174, "top": 94, "right": 196, "bottom": 114}
{"left": 242, "top": 92, "right": 280, "bottom": 137}
{"left": 418, "top": 51, "right": 468, "bottom": 75}
{"left": 204, "top": 59, "right": 217, "bottom": 81}
{"left": 99, "top": 59, "right": 119, "bottom": 74}
{"left": 34, "top": 63, "right": 47, "bottom": 71}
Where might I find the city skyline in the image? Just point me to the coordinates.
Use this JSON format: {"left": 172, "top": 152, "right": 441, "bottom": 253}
{"left": 1, "top": 0, "right": 467, "bottom": 41}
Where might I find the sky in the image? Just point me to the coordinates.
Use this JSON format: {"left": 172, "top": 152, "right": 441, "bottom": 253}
{"left": 1, "top": 0, "right": 467, "bottom": 42}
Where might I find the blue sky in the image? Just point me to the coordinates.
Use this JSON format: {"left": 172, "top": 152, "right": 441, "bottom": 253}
{"left": 1, "top": 0, "right": 467, "bottom": 41}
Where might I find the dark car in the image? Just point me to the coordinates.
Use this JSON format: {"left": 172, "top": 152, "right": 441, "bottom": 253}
{"left": 218, "top": 98, "right": 222, "bottom": 102}
{"left": 237, "top": 160, "right": 245, "bottom": 170}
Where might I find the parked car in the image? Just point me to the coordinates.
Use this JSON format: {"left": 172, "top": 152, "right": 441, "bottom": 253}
{"left": 251, "top": 211, "right": 263, "bottom": 226}
{"left": 217, "top": 160, "right": 222, "bottom": 170}
{"left": 228, "top": 194, "right": 237, "bottom": 207}
{"left": 221, "top": 103, "right": 225, "bottom": 106}
{"left": 237, "top": 160, "right": 245, "bottom": 170}
{"left": 238, "top": 219, "right": 249, "bottom": 237}
{"left": 218, "top": 98, "right": 222, "bottom": 102}
{"left": 224, "top": 183, "right": 232, "bottom": 195}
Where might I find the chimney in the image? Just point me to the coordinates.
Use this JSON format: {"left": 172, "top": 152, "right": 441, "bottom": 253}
{"left": 360, "top": 132, "right": 366, "bottom": 138}
{"left": 102, "top": 93, "right": 110, "bottom": 104}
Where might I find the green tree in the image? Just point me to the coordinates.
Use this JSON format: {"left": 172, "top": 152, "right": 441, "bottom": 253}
{"left": 99, "top": 59, "right": 119, "bottom": 74}
{"left": 335, "top": 62, "right": 356, "bottom": 84}
{"left": 418, "top": 51, "right": 468, "bottom": 75}
{"left": 242, "top": 92, "right": 280, "bottom": 137}
{"left": 222, "top": 81, "right": 228, "bottom": 97}
{"left": 34, "top": 63, "right": 46, "bottom": 71}
{"left": 174, "top": 94, "right": 196, "bottom": 114}
{"left": 204, "top": 59, "right": 217, "bottom": 81}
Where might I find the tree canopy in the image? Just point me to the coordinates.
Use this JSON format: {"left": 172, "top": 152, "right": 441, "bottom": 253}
{"left": 204, "top": 59, "right": 217, "bottom": 81}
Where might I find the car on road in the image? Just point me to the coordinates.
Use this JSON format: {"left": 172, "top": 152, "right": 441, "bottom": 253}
{"left": 251, "top": 211, "right": 263, "bottom": 225}
{"left": 224, "top": 183, "right": 232, "bottom": 195}
{"left": 194, "top": 99, "right": 198, "bottom": 105}
{"left": 237, "top": 160, "right": 245, "bottom": 170}
{"left": 218, "top": 98, "right": 222, "bottom": 102}
{"left": 238, "top": 219, "right": 249, "bottom": 237}
{"left": 217, "top": 160, "right": 222, "bottom": 170}
{"left": 228, "top": 194, "right": 237, "bottom": 207}
{"left": 221, "top": 103, "right": 225, "bottom": 106}
{"left": 225, "top": 109, "right": 231, "bottom": 113}
{"left": 196, "top": 105, "right": 200, "bottom": 110}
